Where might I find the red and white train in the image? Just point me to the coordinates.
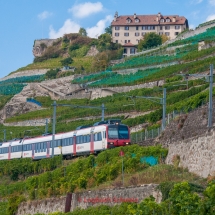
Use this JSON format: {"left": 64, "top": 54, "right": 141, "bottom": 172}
{"left": 0, "top": 120, "right": 130, "bottom": 160}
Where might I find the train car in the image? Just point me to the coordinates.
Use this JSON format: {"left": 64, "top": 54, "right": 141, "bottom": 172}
{"left": 0, "top": 119, "right": 130, "bottom": 161}
{"left": 0, "top": 139, "right": 22, "bottom": 160}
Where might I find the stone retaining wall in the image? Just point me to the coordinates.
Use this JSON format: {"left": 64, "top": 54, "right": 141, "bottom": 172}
{"left": 17, "top": 185, "right": 161, "bottom": 215}
{"left": 166, "top": 128, "right": 215, "bottom": 178}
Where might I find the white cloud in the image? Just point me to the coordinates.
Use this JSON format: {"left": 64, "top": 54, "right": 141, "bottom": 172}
{"left": 209, "top": 0, "right": 215, "bottom": 6}
{"left": 69, "top": 2, "right": 103, "bottom": 18}
{"left": 38, "top": 11, "right": 53, "bottom": 21}
{"left": 206, "top": 14, "right": 215, "bottom": 21}
{"left": 87, "top": 15, "right": 112, "bottom": 38}
{"left": 49, "top": 19, "right": 80, "bottom": 39}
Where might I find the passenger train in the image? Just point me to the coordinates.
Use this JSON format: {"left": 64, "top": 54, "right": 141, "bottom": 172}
{"left": 0, "top": 120, "right": 130, "bottom": 160}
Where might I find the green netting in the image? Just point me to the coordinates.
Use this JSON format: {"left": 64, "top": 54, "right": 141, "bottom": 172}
{"left": 89, "top": 68, "right": 160, "bottom": 87}
{"left": 168, "top": 26, "right": 215, "bottom": 47}
{"left": 111, "top": 53, "right": 187, "bottom": 71}
{"left": 0, "top": 75, "right": 45, "bottom": 95}
{"left": 0, "top": 83, "right": 27, "bottom": 95}
{"left": 0, "top": 75, "right": 45, "bottom": 85}
{"left": 72, "top": 71, "right": 114, "bottom": 84}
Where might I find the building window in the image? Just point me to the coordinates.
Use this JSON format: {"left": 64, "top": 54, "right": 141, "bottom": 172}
{"left": 175, "top": 32, "right": 179, "bottom": 35}
{"left": 130, "top": 48, "right": 135, "bottom": 54}
{"left": 165, "top": 26, "right": 170, "bottom": 30}
{"left": 136, "top": 26, "right": 139, "bottom": 30}
{"left": 126, "top": 19, "right": 131, "bottom": 23}
{"left": 160, "top": 19, "right": 165, "bottom": 22}
{"left": 124, "top": 48, "right": 127, "bottom": 54}
{"left": 128, "top": 40, "right": 130, "bottom": 42}
{"left": 124, "top": 33, "right": 129, "bottom": 36}
{"left": 135, "top": 19, "right": 139, "bottom": 23}
{"left": 175, "top": 25, "right": 180, "bottom": 29}
{"left": 166, "top": 19, "right": 171, "bottom": 22}
{"left": 160, "top": 26, "right": 163, "bottom": 30}
{"left": 115, "top": 26, "right": 120, "bottom": 30}
{"left": 147, "top": 26, "right": 155, "bottom": 30}
{"left": 116, "top": 40, "right": 118, "bottom": 43}
{"left": 142, "top": 32, "right": 146, "bottom": 36}
{"left": 115, "top": 33, "right": 119, "bottom": 36}
{"left": 165, "top": 32, "right": 170, "bottom": 36}
{"left": 125, "top": 40, "right": 127, "bottom": 44}
{"left": 125, "top": 26, "right": 129, "bottom": 30}
{"left": 135, "top": 32, "right": 140, "bottom": 36}
{"left": 159, "top": 32, "right": 163, "bottom": 35}
{"left": 137, "top": 40, "right": 140, "bottom": 43}
{"left": 142, "top": 26, "right": 146, "bottom": 30}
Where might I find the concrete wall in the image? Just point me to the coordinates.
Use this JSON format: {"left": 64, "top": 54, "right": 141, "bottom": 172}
{"left": 166, "top": 128, "right": 215, "bottom": 178}
{"left": 17, "top": 185, "right": 161, "bottom": 215}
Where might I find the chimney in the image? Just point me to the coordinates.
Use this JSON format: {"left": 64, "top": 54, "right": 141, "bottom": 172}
{"left": 158, "top": 12, "right": 161, "bottom": 17}
{"left": 134, "top": 13, "right": 136, "bottom": 19}
{"left": 173, "top": 17, "right": 176, "bottom": 22}
{"left": 156, "top": 16, "right": 159, "bottom": 22}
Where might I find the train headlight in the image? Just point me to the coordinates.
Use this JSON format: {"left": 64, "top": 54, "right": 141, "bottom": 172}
{"left": 110, "top": 142, "right": 113, "bottom": 144}
{"left": 126, "top": 142, "right": 129, "bottom": 145}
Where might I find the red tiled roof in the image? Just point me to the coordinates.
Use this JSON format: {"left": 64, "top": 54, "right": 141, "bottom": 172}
{"left": 122, "top": 42, "right": 135, "bottom": 47}
{"left": 111, "top": 14, "right": 187, "bottom": 26}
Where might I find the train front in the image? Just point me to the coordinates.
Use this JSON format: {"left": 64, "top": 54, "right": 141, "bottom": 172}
{"left": 106, "top": 120, "right": 130, "bottom": 148}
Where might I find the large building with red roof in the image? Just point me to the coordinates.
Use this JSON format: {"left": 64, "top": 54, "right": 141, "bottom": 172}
{"left": 111, "top": 12, "right": 189, "bottom": 56}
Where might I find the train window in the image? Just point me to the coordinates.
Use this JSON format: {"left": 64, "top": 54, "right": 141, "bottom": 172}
{"left": 28, "top": 144, "right": 32, "bottom": 151}
{"left": 94, "top": 133, "right": 99, "bottom": 141}
{"left": 0, "top": 149, "right": 2, "bottom": 154}
{"left": 70, "top": 137, "right": 73, "bottom": 145}
{"left": 41, "top": 142, "right": 44, "bottom": 152}
{"left": 62, "top": 139, "right": 66, "bottom": 146}
{"left": 118, "top": 126, "right": 129, "bottom": 139}
{"left": 98, "top": 132, "right": 102, "bottom": 141}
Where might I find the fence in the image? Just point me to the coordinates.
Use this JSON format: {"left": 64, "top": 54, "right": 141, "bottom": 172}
{"left": 130, "top": 108, "right": 199, "bottom": 143}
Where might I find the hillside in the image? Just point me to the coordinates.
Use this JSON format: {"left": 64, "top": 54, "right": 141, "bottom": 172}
{"left": 1, "top": 20, "right": 215, "bottom": 214}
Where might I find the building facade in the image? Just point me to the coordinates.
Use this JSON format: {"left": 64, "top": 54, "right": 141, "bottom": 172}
{"left": 111, "top": 12, "right": 189, "bottom": 56}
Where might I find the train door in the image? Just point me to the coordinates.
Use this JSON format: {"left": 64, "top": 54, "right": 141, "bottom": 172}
{"left": 8, "top": 143, "right": 11, "bottom": 160}
{"left": 73, "top": 131, "right": 77, "bottom": 156}
{"left": 102, "top": 130, "right": 106, "bottom": 149}
{"left": 46, "top": 141, "right": 50, "bottom": 158}
{"left": 32, "top": 143, "right": 35, "bottom": 159}
{"left": 90, "top": 128, "right": 95, "bottom": 154}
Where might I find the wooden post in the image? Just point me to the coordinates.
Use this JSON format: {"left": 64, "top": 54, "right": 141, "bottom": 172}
{"left": 64, "top": 193, "right": 72, "bottom": 213}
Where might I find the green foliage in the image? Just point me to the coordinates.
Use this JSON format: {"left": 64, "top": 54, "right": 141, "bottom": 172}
{"left": 7, "top": 194, "right": 26, "bottom": 215}
{"left": 0, "top": 145, "right": 167, "bottom": 201}
{"left": 105, "top": 25, "right": 112, "bottom": 35}
{"left": 79, "top": 28, "right": 87, "bottom": 37}
{"left": 45, "top": 68, "right": 60, "bottom": 79}
{"left": 138, "top": 32, "right": 162, "bottom": 50}
{"left": 0, "top": 156, "right": 62, "bottom": 181}
{"left": 60, "top": 57, "right": 73, "bottom": 67}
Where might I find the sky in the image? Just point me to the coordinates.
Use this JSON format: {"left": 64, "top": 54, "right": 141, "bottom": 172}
{"left": 0, "top": 0, "right": 215, "bottom": 78}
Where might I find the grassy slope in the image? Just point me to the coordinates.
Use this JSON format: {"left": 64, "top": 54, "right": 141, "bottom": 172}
{"left": 10, "top": 56, "right": 94, "bottom": 75}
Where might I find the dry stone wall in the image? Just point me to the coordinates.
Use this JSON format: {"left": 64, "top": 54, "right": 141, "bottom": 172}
{"left": 17, "top": 185, "right": 161, "bottom": 215}
{"left": 166, "top": 128, "right": 215, "bottom": 178}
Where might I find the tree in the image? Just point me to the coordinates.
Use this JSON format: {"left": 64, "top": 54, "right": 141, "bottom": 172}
{"left": 138, "top": 32, "right": 162, "bottom": 51}
{"left": 105, "top": 26, "right": 112, "bottom": 35}
{"left": 79, "top": 27, "right": 87, "bottom": 37}
{"left": 60, "top": 57, "right": 73, "bottom": 67}
{"left": 161, "top": 34, "right": 169, "bottom": 44}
